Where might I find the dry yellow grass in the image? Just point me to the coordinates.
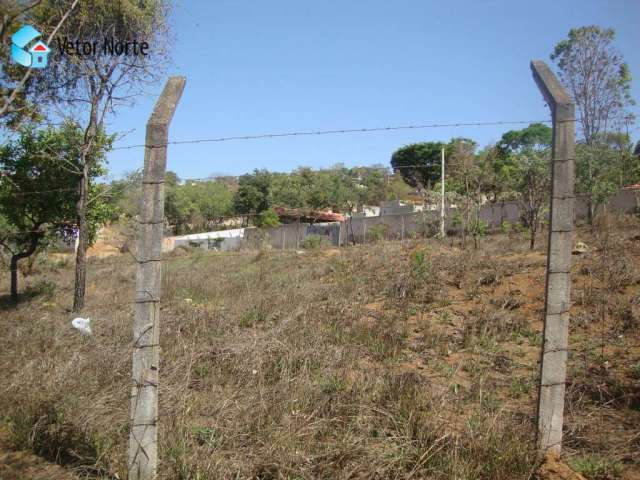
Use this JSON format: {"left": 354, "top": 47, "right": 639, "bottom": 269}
{"left": 0, "top": 215, "right": 639, "bottom": 479}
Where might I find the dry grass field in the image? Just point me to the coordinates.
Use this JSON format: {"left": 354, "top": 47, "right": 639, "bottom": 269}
{"left": 0, "top": 215, "right": 639, "bottom": 479}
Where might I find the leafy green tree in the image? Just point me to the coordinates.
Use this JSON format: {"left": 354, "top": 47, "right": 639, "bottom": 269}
{"left": 495, "top": 124, "right": 552, "bottom": 249}
{"left": 355, "top": 166, "right": 387, "bottom": 207}
{"left": 165, "top": 182, "right": 196, "bottom": 234}
{"left": 233, "top": 169, "right": 273, "bottom": 215}
{"left": 256, "top": 208, "right": 281, "bottom": 228}
{"left": 513, "top": 149, "right": 550, "bottom": 250}
{"left": 446, "top": 138, "right": 483, "bottom": 248}
{"left": 575, "top": 141, "right": 619, "bottom": 211}
{"left": 497, "top": 123, "right": 552, "bottom": 155}
{"left": 473, "top": 144, "right": 505, "bottom": 203}
{"left": 391, "top": 142, "right": 444, "bottom": 192}
{"left": 602, "top": 132, "right": 640, "bottom": 189}
{"left": 166, "top": 180, "right": 233, "bottom": 233}
{"left": 386, "top": 173, "right": 414, "bottom": 201}
{"left": 189, "top": 181, "right": 233, "bottom": 224}
{"left": 304, "top": 168, "right": 349, "bottom": 211}
{"left": 272, "top": 172, "right": 305, "bottom": 209}
{"left": 271, "top": 165, "right": 388, "bottom": 214}
{"left": 0, "top": 123, "right": 111, "bottom": 302}
{"left": 570, "top": 132, "right": 640, "bottom": 218}
{"left": 109, "top": 170, "right": 143, "bottom": 220}
{"left": 491, "top": 124, "right": 551, "bottom": 195}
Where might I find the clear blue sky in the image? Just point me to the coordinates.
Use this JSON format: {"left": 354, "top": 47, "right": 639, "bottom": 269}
{"left": 105, "top": 0, "right": 640, "bottom": 180}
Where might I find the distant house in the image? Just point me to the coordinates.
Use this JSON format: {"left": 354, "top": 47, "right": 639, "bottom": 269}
{"left": 274, "top": 207, "right": 346, "bottom": 223}
{"left": 349, "top": 205, "right": 380, "bottom": 218}
{"left": 163, "top": 228, "right": 246, "bottom": 252}
{"left": 29, "top": 40, "right": 50, "bottom": 67}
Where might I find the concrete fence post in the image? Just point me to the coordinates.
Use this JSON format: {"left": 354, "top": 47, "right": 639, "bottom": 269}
{"left": 128, "top": 76, "right": 186, "bottom": 480}
{"left": 530, "top": 60, "right": 575, "bottom": 454}
{"left": 363, "top": 218, "right": 367, "bottom": 244}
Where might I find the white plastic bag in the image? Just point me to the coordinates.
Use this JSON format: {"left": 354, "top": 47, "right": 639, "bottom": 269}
{"left": 71, "top": 317, "right": 92, "bottom": 335}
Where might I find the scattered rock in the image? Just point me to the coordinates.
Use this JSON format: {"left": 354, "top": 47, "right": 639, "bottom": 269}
{"left": 492, "top": 354, "right": 512, "bottom": 372}
{"left": 478, "top": 272, "right": 497, "bottom": 286}
{"left": 536, "top": 450, "right": 586, "bottom": 480}
{"left": 572, "top": 242, "right": 588, "bottom": 255}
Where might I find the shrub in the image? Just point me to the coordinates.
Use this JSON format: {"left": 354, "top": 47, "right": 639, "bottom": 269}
{"left": 256, "top": 208, "right": 281, "bottom": 228}
{"left": 570, "top": 455, "right": 623, "bottom": 480}
{"left": 301, "top": 234, "right": 328, "bottom": 249}
{"left": 368, "top": 223, "right": 389, "bottom": 242}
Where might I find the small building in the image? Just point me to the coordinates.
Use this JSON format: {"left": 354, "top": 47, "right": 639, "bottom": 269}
{"left": 163, "top": 228, "right": 246, "bottom": 252}
{"left": 349, "top": 205, "right": 381, "bottom": 218}
{"left": 274, "top": 207, "right": 346, "bottom": 223}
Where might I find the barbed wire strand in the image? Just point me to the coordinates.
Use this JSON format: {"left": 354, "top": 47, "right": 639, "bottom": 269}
{"left": 111, "top": 119, "right": 563, "bottom": 151}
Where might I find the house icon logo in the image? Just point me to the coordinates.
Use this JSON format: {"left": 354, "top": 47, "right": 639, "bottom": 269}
{"left": 11, "top": 25, "right": 50, "bottom": 68}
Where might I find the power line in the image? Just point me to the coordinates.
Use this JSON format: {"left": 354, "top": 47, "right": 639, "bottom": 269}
{"left": 111, "top": 119, "right": 557, "bottom": 151}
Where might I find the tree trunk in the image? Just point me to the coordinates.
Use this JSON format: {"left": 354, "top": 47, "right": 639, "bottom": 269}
{"left": 73, "top": 96, "right": 99, "bottom": 312}
{"left": 587, "top": 196, "right": 594, "bottom": 225}
{"left": 530, "top": 224, "right": 536, "bottom": 250}
{"left": 10, "top": 234, "right": 40, "bottom": 303}
{"left": 10, "top": 255, "right": 19, "bottom": 303}
{"left": 529, "top": 204, "right": 537, "bottom": 250}
{"left": 73, "top": 162, "right": 89, "bottom": 311}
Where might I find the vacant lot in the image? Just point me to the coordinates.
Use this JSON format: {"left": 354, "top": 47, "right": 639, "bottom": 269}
{"left": 1, "top": 216, "right": 639, "bottom": 479}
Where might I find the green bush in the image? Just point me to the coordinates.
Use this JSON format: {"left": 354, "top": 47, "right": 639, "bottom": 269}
{"left": 257, "top": 208, "right": 281, "bottom": 228}
{"left": 301, "top": 234, "right": 327, "bottom": 249}
{"left": 570, "top": 455, "right": 623, "bottom": 480}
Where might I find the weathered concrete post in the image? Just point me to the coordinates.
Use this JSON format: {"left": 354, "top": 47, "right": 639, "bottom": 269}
{"left": 440, "top": 146, "right": 446, "bottom": 238}
{"left": 531, "top": 60, "right": 575, "bottom": 454}
{"left": 128, "top": 76, "right": 186, "bottom": 480}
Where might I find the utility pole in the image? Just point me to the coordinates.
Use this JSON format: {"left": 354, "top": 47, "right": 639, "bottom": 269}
{"left": 128, "top": 76, "right": 185, "bottom": 480}
{"left": 440, "top": 146, "right": 446, "bottom": 238}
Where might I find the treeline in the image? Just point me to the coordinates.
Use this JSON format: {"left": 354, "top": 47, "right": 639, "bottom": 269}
{"left": 109, "top": 165, "right": 415, "bottom": 233}
{"left": 391, "top": 123, "right": 640, "bottom": 249}
{"left": 107, "top": 120, "right": 640, "bottom": 245}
